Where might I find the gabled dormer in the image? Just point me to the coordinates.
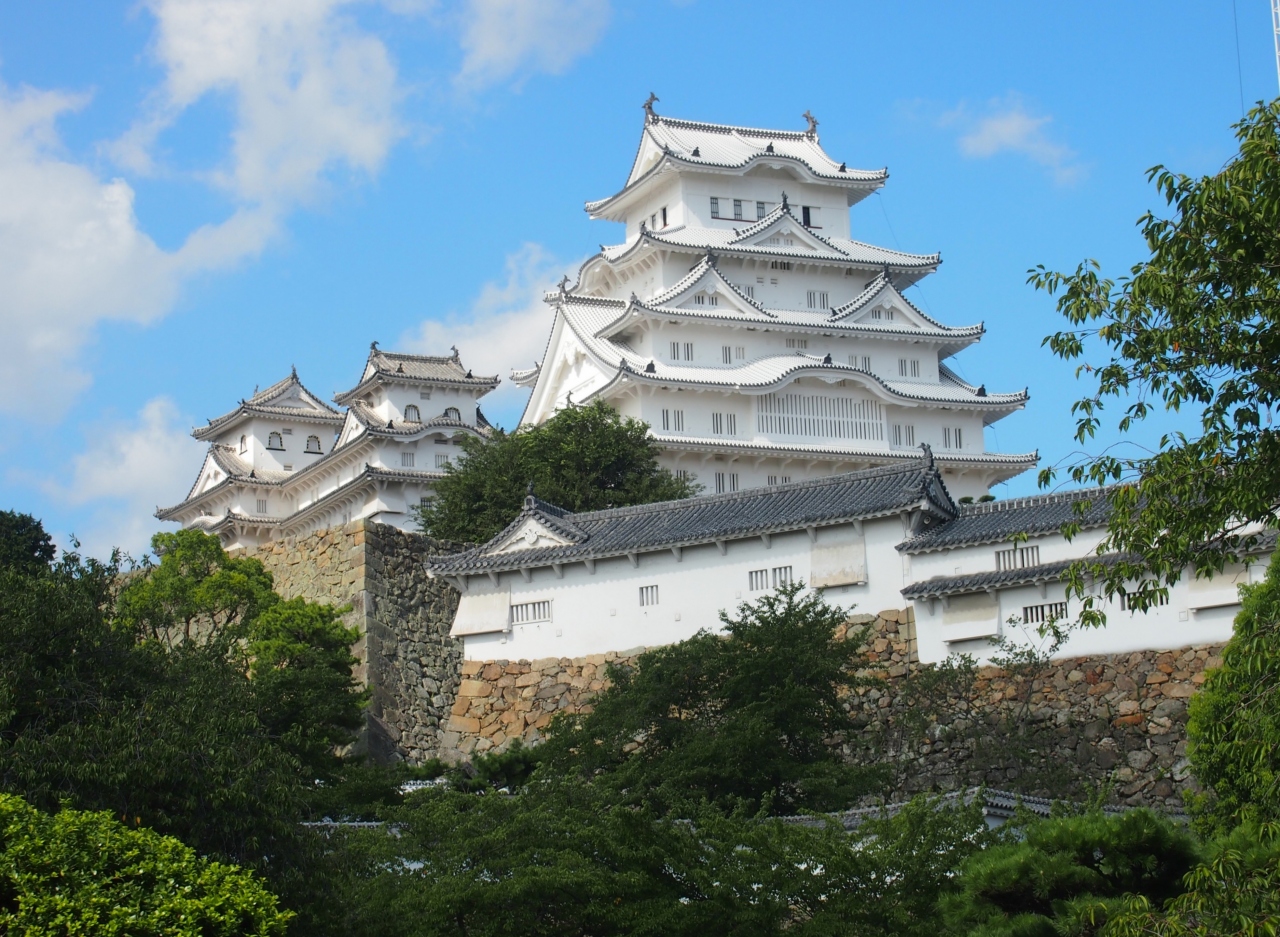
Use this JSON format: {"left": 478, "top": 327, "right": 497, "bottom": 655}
{"left": 729, "top": 198, "right": 843, "bottom": 256}
{"left": 646, "top": 253, "right": 770, "bottom": 317}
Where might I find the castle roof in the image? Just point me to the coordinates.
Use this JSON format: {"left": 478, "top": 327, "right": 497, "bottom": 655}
{"left": 333, "top": 346, "right": 499, "bottom": 405}
{"left": 193, "top": 370, "right": 343, "bottom": 441}
{"left": 344, "top": 400, "right": 494, "bottom": 439}
{"left": 897, "top": 487, "right": 1116, "bottom": 555}
{"left": 426, "top": 456, "right": 956, "bottom": 578}
{"left": 588, "top": 109, "right": 886, "bottom": 220}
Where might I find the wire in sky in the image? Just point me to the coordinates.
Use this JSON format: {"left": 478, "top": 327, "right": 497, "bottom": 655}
{"left": 1233, "top": 0, "right": 1246, "bottom": 116}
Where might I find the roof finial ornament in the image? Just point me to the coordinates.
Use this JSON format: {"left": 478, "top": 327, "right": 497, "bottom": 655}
{"left": 780, "top": 191, "right": 789, "bottom": 209}
{"left": 290, "top": 364, "right": 297, "bottom": 379}
{"left": 920, "top": 442, "right": 934, "bottom": 471}
{"left": 370, "top": 340, "right": 379, "bottom": 352}
{"left": 527, "top": 480, "right": 534, "bottom": 496}
{"left": 765, "top": 141, "right": 775, "bottom": 153}
{"left": 705, "top": 248, "right": 717, "bottom": 268}
{"left": 557, "top": 274, "right": 570, "bottom": 295}
{"left": 802, "top": 110, "right": 818, "bottom": 134}
{"left": 450, "top": 345, "right": 460, "bottom": 360}
{"left": 690, "top": 146, "right": 700, "bottom": 158}
{"left": 642, "top": 92, "right": 659, "bottom": 120}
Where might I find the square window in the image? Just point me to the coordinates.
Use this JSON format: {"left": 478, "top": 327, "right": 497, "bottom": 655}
{"left": 401, "top": 451, "right": 415, "bottom": 468}
{"left": 639, "top": 585, "right": 659, "bottom": 606}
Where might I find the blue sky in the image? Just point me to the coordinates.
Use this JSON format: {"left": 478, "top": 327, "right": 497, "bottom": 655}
{"left": 0, "top": 0, "right": 1275, "bottom": 558}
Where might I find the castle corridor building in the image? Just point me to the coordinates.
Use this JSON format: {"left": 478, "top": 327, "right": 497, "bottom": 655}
{"left": 515, "top": 102, "right": 1035, "bottom": 499}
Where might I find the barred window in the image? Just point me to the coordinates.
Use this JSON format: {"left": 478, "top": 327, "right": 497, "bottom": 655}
{"left": 511, "top": 600, "right": 551, "bottom": 624}
{"left": 733, "top": 199, "right": 743, "bottom": 220}
{"left": 995, "top": 545, "right": 1039, "bottom": 571}
{"left": 711, "top": 412, "right": 736, "bottom": 435}
{"left": 443, "top": 406, "right": 461, "bottom": 420}
{"left": 401, "top": 452, "right": 415, "bottom": 468}
{"left": 639, "top": 585, "right": 659, "bottom": 606}
{"left": 748, "top": 569, "right": 769, "bottom": 591}
{"left": 404, "top": 404, "right": 421, "bottom": 422}
{"left": 898, "top": 358, "right": 921, "bottom": 378}
{"left": 710, "top": 197, "right": 720, "bottom": 218}
{"left": 435, "top": 454, "right": 451, "bottom": 468}
{"left": 891, "top": 424, "right": 916, "bottom": 448}
{"left": 305, "top": 435, "right": 322, "bottom": 453}
{"left": 943, "top": 426, "right": 963, "bottom": 450}
{"left": 714, "top": 472, "right": 739, "bottom": 494}
{"left": 785, "top": 337, "right": 809, "bottom": 349}
{"left": 255, "top": 498, "right": 268, "bottom": 514}
{"left": 1023, "top": 601, "right": 1068, "bottom": 625}
{"left": 267, "top": 431, "right": 284, "bottom": 450}
{"left": 772, "top": 566, "right": 793, "bottom": 587}
{"left": 661, "top": 408, "right": 684, "bottom": 432}
{"left": 1118, "top": 590, "right": 1170, "bottom": 611}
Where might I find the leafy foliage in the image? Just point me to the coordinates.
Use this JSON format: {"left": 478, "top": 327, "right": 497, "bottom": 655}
{"left": 0, "top": 793, "right": 290, "bottom": 936}
{"left": 535, "top": 581, "right": 886, "bottom": 815}
{"left": 1186, "top": 560, "right": 1280, "bottom": 831}
{"left": 940, "top": 808, "right": 1200, "bottom": 936}
{"left": 1029, "top": 100, "right": 1280, "bottom": 619}
{"left": 415, "top": 400, "right": 699, "bottom": 543}
{"left": 0, "top": 510, "right": 55, "bottom": 575}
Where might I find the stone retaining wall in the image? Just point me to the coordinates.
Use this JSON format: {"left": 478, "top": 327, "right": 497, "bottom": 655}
{"left": 445, "top": 607, "right": 1223, "bottom": 809}
{"left": 245, "top": 521, "right": 465, "bottom": 763}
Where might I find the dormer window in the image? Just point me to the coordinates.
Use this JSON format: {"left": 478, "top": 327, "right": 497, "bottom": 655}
{"left": 238, "top": 435, "right": 247, "bottom": 455}
{"left": 305, "top": 435, "right": 322, "bottom": 453}
{"left": 267, "top": 431, "right": 284, "bottom": 451}
{"left": 443, "top": 406, "right": 461, "bottom": 420}
{"left": 404, "top": 404, "right": 421, "bottom": 423}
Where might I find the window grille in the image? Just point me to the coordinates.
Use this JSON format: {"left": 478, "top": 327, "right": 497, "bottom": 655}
{"left": 283, "top": 464, "right": 292, "bottom": 471}
{"left": 675, "top": 469, "right": 691, "bottom": 481}
{"left": 995, "top": 545, "right": 1040, "bottom": 571}
{"left": 766, "top": 475, "right": 792, "bottom": 486}
{"left": 420, "top": 390, "right": 432, "bottom": 399}
{"left": 890, "top": 424, "right": 916, "bottom": 448}
{"left": 661, "top": 408, "right": 685, "bottom": 432}
{"left": 733, "top": 199, "right": 743, "bottom": 220}
{"left": 748, "top": 569, "right": 769, "bottom": 591}
{"left": 785, "top": 338, "right": 809, "bottom": 349}
{"left": 898, "top": 358, "right": 920, "bottom": 378}
{"left": 711, "top": 413, "right": 736, "bottom": 435}
{"left": 443, "top": 407, "right": 460, "bottom": 420}
{"left": 943, "top": 426, "right": 963, "bottom": 450}
{"left": 848, "top": 355, "right": 872, "bottom": 370}
{"left": 695, "top": 294, "right": 704, "bottom": 305}
{"left": 714, "top": 472, "right": 739, "bottom": 494}
{"left": 305, "top": 435, "right": 322, "bottom": 453}
{"left": 267, "top": 431, "right": 284, "bottom": 450}
{"left": 684, "top": 342, "right": 694, "bottom": 360}
{"left": 255, "top": 499, "right": 268, "bottom": 514}
{"left": 772, "top": 566, "right": 793, "bottom": 587}
{"left": 511, "top": 600, "right": 551, "bottom": 624}
{"left": 806, "top": 290, "right": 829, "bottom": 309}
{"left": 401, "top": 452, "right": 415, "bottom": 468}
{"left": 756, "top": 201, "right": 766, "bottom": 220}
{"left": 735, "top": 346, "right": 745, "bottom": 360}
{"left": 744, "top": 285, "right": 755, "bottom": 299}
{"left": 770, "top": 260, "right": 792, "bottom": 271}
{"left": 1023, "top": 601, "right": 1068, "bottom": 625}
{"left": 404, "top": 404, "right": 421, "bottom": 422}
{"left": 639, "top": 585, "right": 659, "bottom": 606}
{"left": 710, "top": 197, "right": 720, "bottom": 218}
{"left": 1118, "top": 590, "right": 1170, "bottom": 611}
{"left": 435, "top": 454, "right": 450, "bottom": 468}
{"left": 707, "top": 295, "right": 717, "bottom": 306}
{"left": 758, "top": 392, "right": 884, "bottom": 441}
{"left": 722, "top": 346, "right": 732, "bottom": 364}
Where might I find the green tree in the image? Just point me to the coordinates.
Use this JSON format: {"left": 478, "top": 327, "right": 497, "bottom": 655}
{"left": 535, "top": 581, "right": 886, "bottom": 815}
{"left": 0, "top": 510, "right": 55, "bottom": 575}
{"left": 416, "top": 400, "right": 699, "bottom": 543}
{"left": 1186, "top": 560, "right": 1280, "bottom": 830}
{"left": 0, "top": 793, "right": 290, "bottom": 936}
{"left": 939, "top": 808, "right": 1200, "bottom": 937}
{"left": 1029, "top": 100, "right": 1280, "bottom": 619}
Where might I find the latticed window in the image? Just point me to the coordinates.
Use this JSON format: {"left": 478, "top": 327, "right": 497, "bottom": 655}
{"left": 711, "top": 413, "right": 736, "bottom": 436}
{"left": 995, "top": 545, "right": 1040, "bottom": 571}
{"left": 710, "top": 197, "right": 720, "bottom": 218}
{"left": 771, "top": 566, "right": 793, "bottom": 587}
{"left": 435, "top": 454, "right": 450, "bottom": 468}
{"left": 661, "top": 409, "right": 684, "bottom": 432}
{"left": 943, "top": 426, "right": 963, "bottom": 450}
{"left": 404, "top": 404, "right": 421, "bottom": 422}
{"left": 759, "top": 392, "right": 884, "bottom": 441}
{"left": 639, "top": 585, "right": 659, "bottom": 606}
{"left": 891, "top": 424, "right": 916, "bottom": 448}
{"left": 443, "top": 407, "right": 460, "bottom": 420}
{"left": 255, "top": 499, "right": 267, "bottom": 514}
{"left": 510, "top": 601, "right": 551, "bottom": 624}
{"left": 1023, "top": 602, "right": 1068, "bottom": 625}
{"left": 748, "top": 569, "right": 769, "bottom": 591}
{"left": 733, "top": 199, "right": 743, "bottom": 220}
{"left": 714, "top": 472, "right": 738, "bottom": 494}
{"left": 401, "top": 452, "right": 415, "bottom": 468}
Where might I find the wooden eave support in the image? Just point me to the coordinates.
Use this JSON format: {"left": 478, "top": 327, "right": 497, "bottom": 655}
{"left": 486, "top": 570, "right": 500, "bottom": 587}
{"left": 670, "top": 545, "right": 683, "bottom": 562}
{"left": 627, "top": 551, "right": 639, "bottom": 568}
{"left": 583, "top": 558, "right": 596, "bottom": 574}
{"left": 553, "top": 563, "right": 564, "bottom": 579}
{"left": 761, "top": 532, "right": 772, "bottom": 549}
{"left": 519, "top": 567, "right": 532, "bottom": 583}
{"left": 715, "top": 539, "right": 727, "bottom": 555}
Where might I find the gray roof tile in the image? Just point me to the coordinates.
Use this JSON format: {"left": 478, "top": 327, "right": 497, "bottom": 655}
{"left": 898, "top": 488, "right": 1114, "bottom": 554}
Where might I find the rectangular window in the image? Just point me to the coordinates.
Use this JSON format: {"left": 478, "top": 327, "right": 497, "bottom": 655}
{"left": 766, "top": 475, "right": 793, "bottom": 486}
{"left": 1118, "top": 590, "right": 1171, "bottom": 611}
{"left": 891, "top": 424, "right": 916, "bottom": 448}
{"left": 255, "top": 498, "right": 267, "bottom": 514}
{"left": 707, "top": 295, "right": 718, "bottom": 306}
{"left": 1022, "top": 601, "right": 1068, "bottom": 625}
{"left": 510, "top": 600, "right": 551, "bottom": 625}
{"left": 661, "top": 207, "right": 668, "bottom": 227}
{"left": 419, "top": 390, "right": 432, "bottom": 399}
{"left": 898, "top": 358, "right": 920, "bottom": 378}
{"left": 756, "top": 200, "right": 766, "bottom": 220}
{"left": 694, "top": 294, "right": 705, "bottom": 305}
{"left": 848, "top": 355, "right": 872, "bottom": 370}
{"left": 735, "top": 346, "right": 745, "bottom": 360}
{"left": 714, "top": 472, "right": 739, "bottom": 494}
{"left": 435, "top": 453, "right": 451, "bottom": 468}
{"left": 943, "top": 426, "right": 963, "bottom": 450}
{"left": 661, "top": 408, "right": 685, "bottom": 432}
{"left": 711, "top": 413, "right": 736, "bottom": 435}
{"left": 684, "top": 342, "right": 694, "bottom": 360}
{"left": 639, "top": 585, "right": 659, "bottom": 607}
{"left": 281, "top": 428, "right": 293, "bottom": 435}
{"left": 757, "top": 392, "right": 885, "bottom": 441}
{"left": 995, "top": 545, "right": 1041, "bottom": 571}
{"left": 770, "top": 260, "right": 792, "bottom": 271}
{"left": 675, "top": 468, "right": 691, "bottom": 481}
{"left": 770, "top": 277, "right": 779, "bottom": 285}
{"left": 401, "top": 451, "right": 415, "bottom": 467}
{"left": 801, "top": 206, "right": 820, "bottom": 227}
{"left": 733, "top": 198, "right": 743, "bottom": 220}
{"left": 806, "top": 290, "right": 829, "bottom": 309}
{"left": 748, "top": 569, "right": 769, "bottom": 591}
{"left": 670, "top": 341, "right": 680, "bottom": 360}
{"left": 722, "top": 345, "right": 732, "bottom": 364}
{"left": 744, "top": 285, "right": 755, "bottom": 299}
{"left": 772, "top": 565, "right": 794, "bottom": 587}
{"left": 709, "top": 197, "right": 720, "bottom": 218}
{"left": 785, "top": 338, "right": 809, "bottom": 349}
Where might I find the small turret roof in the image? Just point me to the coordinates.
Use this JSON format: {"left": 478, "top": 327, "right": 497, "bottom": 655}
{"left": 333, "top": 345, "right": 499, "bottom": 405}
{"left": 193, "top": 370, "right": 342, "bottom": 441}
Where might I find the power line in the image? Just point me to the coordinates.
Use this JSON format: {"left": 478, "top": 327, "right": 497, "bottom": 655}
{"left": 1233, "top": 0, "right": 1246, "bottom": 115}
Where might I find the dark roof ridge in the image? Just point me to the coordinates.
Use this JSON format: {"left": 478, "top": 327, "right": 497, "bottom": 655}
{"left": 958, "top": 485, "right": 1117, "bottom": 517}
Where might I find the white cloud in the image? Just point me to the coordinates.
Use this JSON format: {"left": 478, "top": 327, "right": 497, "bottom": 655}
{"left": 944, "top": 95, "right": 1082, "bottom": 184}
{"left": 456, "top": 0, "right": 610, "bottom": 89}
{"left": 401, "top": 243, "right": 574, "bottom": 426}
{"left": 42, "top": 397, "right": 205, "bottom": 558}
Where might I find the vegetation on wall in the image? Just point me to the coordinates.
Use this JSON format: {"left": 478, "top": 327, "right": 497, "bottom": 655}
{"left": 415, "top": 399, "right": 699, "bottom": 543}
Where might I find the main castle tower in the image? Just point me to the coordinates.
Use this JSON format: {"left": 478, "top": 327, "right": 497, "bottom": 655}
{"left": 515, "top": 98, "right": 1034, "bottom": 498}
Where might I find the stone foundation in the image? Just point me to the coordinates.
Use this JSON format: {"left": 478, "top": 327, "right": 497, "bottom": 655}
{"left": 444, "top": 607, "right": 1223, "bottom": 809}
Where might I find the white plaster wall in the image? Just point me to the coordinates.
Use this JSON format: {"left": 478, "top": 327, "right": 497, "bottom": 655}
{"left": 456, "top": 515, "right": 911, "bottom": 660}
{"left": 676, "top": 173, "right": 851, "bottom": 239}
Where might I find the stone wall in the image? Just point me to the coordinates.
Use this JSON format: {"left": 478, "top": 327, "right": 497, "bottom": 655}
{"left": 445, "top": 607, "right": 1224, "bottom": 809}
{"left": 245, "top": 521, "right": 465, "bottom": 763}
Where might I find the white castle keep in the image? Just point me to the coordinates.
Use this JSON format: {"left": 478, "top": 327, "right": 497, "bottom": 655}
{"left": 514, "top": 99, "right": 1034, "bottom": 500}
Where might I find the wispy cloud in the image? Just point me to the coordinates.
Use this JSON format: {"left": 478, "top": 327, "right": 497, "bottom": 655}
{"left": 942, "top": 94, "right": 1083, "bottom": 184}
{"left": 455, "top": 0, "right": 611, "bottom": 90}
{"left": 401, "top": 243, "right": 581, "bottom": 426}
{"left": 41, "top": 397, "right": 205, "bottom": 558}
